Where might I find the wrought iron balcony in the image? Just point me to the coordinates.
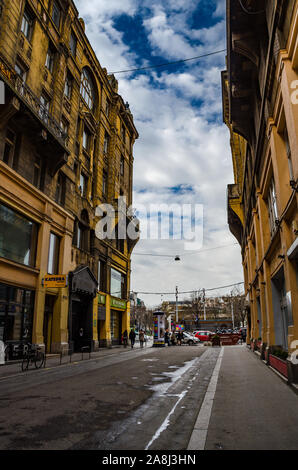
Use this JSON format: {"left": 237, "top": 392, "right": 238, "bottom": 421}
{"left": 0, "top": 54, "right": 69, "bottom": 150}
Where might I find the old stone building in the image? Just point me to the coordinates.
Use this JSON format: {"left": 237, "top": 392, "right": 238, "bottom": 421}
{"left": 0, "top": 0, "right": 139, "bottom": 357}
{"left": 223, "top": 0, "right": 298, "bottom": 371}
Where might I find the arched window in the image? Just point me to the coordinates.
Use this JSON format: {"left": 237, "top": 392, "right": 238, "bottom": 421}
{"left": 80, "top": 68, "right": 96, "bottom": 111}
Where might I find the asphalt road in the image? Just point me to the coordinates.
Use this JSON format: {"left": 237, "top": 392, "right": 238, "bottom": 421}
{"left": 0, "top": 343, "right": 220, "bottom": 450}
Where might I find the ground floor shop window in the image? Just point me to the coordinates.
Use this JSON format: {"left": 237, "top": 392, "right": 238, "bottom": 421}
{"left": 110, "top": 310, "right": 122, "bottom": 345}
{"left": 0, "top": 284, "right": 35, "bottom": 355}
{"left": 0, "top": 203, "right": 38, "bottom": 267}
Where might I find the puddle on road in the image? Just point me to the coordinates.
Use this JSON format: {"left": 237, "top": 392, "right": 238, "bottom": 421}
{"left": 146, "top": 357, "right": 199, "bottom": 395}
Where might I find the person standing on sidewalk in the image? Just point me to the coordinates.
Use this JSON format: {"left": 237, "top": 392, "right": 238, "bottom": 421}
{"left": 164, "top": 329, "right": 171, "bottom": 346}
{"left": 139, "top": 330, "right": 145, "bottom": 348}
{"left": 123, "top": 330, "right": 128, "bottom": 348}
{"left": 177, "top": 330, "right": 183, "bottom": 346}
{"left": 129, "top": 328, "right": 136, "bottom": 349}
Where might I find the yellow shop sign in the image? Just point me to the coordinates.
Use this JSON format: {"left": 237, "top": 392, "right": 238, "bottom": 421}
{"left": 42, "top": 275, "right": 67, "bottom": 288}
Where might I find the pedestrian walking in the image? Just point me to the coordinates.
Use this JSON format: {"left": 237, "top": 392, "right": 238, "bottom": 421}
{"left": 129, "top": 328, "right": 136, "bottom": 349}
{"left": 139, "top": 329, "right": 145, "bottom": 348}
{"left": 164, "top": 329, "right": 171, "bottom": 346}
{"left": 177, "top": 330, "right": 183, "bottom": 346}
{"left": 123, "top": 329, "right": 128, "bottom": 348}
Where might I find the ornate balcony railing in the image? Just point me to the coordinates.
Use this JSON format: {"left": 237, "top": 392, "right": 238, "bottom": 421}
{"left": 0, "top": 54, "right": 68, "bottom": 149}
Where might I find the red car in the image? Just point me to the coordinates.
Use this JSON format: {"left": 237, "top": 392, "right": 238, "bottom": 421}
{"left": 194, "top": 330, "right": 213, "bottom": 341}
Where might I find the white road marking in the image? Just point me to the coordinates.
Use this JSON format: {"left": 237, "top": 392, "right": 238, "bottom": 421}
{"left": 144, "top": 350, "right": 213, "bottom": 450}
{"left": 187, "top": 347, "right": 224, "bottom": 450}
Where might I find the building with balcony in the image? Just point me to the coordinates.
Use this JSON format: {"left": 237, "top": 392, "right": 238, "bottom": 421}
{"left": 0, "top": 0, "right": 139, "bottom": 356}
{"left": 223, "top": 0, "right": 298, "bottom": 363}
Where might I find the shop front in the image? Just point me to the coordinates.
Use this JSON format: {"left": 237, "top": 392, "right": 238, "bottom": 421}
{"left": 110, "top": 297, "right": 127, "bottom": 345}
{"left": 97, "top": 293, "right": 106, "bottom": 348}
{"left": 0, "top": 283, "right": 35, "bottom": 359}
{"left": 68, "top": 265, "right": 97, "bottom": 353}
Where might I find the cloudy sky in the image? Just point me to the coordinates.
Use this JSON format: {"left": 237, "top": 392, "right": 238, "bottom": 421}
{"left": 75, "top": 0, "right": 244, "bottom": 307}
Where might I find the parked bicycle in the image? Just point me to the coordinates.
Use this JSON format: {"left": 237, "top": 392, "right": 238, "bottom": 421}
{"left": 21, "top": 343, "right": 45, "bottom": 371}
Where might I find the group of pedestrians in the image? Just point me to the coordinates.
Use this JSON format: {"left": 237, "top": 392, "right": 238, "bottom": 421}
{"left": 164, "top": 328, "right": 183, "bottom": 346}
{"left": 122, "top": 329, "right": 146, "bottom": 349}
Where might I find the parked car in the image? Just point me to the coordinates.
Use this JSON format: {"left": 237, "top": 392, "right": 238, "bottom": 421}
{"left": 181, "top": 332, "right": 200, "bottom": 345}
{"left": 194, "top": 331, "right": 213, "bottom": 342}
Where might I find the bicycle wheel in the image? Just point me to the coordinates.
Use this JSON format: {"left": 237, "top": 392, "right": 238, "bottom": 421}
{"left": 21, "top": 356, "right": 29, "bottom": 372}
{"left": 34, "top": 351, "right": 45, "bottom": 369}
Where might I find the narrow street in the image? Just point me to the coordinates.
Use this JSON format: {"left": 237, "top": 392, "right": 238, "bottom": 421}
{"left": 0, "top": 344, "right": 219, "bottom": 450}
{"left": 1, "top": 343, "right": 298, "bottom": 451}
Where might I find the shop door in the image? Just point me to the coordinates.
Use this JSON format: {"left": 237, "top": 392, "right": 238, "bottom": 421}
{"left": 280, "top": 289, "right": 289, "bottom": 350}
{"left": 43, "top": 295, "right": 55, "bottom": 354}
{"left": 72, "top": 299, "right": 91, "bottom": 352}
{"left": 110, "top": 310, "right": 122, "bottom": 345}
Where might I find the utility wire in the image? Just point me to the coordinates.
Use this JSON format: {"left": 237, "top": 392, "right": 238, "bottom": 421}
{"left": 111, "top": 49, "right": 226, "bottom": 75}
{"left": 133, "top": 243, "right": 238, "bottom": 258}
{"left": 131, "top": 281, "right": 244, "bottom": 296}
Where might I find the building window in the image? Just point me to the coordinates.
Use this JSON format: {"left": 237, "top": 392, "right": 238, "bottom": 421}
{"left": 40, "top": 93, "right": 50, "bottom": 123}
{"left": 103, "top": 132, "right": 109, "bottom": 154}
{"left": 2, "top": 129, "right": 16, "bottom": 166}
{"left": 60, "top": 116, "right": 69, "bottom": 135}
{"left": 73, "top": 210, "right": 89, "bottom": 251}
{"left": 283, "top": 127, "right": 294, "bottom": 181}
{"left": 120, "top": 155, "right": 124, "bottom": 176}
{"left": 0, "top": 203, "right": 38, "bottom": 267}
{"left": 47, "top": 232, "right": 60, "bottom": 274}
{"left": 102, "top": 171, "right": 107, "bottom": 197}
{"left": 21, "top": 6, "right": 34, "bottom": 41}
{"left": 80, "top": 172, "right": 88, "bottom": 197}
{"left": 267, "top": 179, "right": 278, "bottom": 237}
{"left": 105, "top": 99, "right": 110, "bottom": 117}
{"left": 80, "top": 68, "right": 95, "bottom": 111}
{"left": 83, "top": 127, "right": 91, "bottom": 153}
{"left": 15, "top": 62, "right": 27, "bottom": 82}
{"left": 69, "top": 31, "right": 77, "bottom": 57}
{"left": 51, "top": 1, "right": 61, "bottom": 30}
{"left": 33, "top": 156, "right": 45, "bottom": 190}
{"left": 55, "top": 172, "right": 66, "bottom": 206}
{"left": 0, "top": 284, "right": 35, "bottom": 345}
{"left": 64, "top": 73, "right": 72, "bottom": 100}
{"left": 110, "top": 268, "right": 125, "bottom": 298}
{"left": 121, "top": 123, "right": 126, "bottom": 143}
{"left": 45, "top": 43, "right": 55, "bottom": 73}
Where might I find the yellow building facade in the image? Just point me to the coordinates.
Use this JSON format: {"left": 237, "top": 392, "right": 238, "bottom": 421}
{"left": 224, "top": 1, "right": 298, "bottom": 376}
{"left": 0, "top": 0, "right": 139, "bottom": 357}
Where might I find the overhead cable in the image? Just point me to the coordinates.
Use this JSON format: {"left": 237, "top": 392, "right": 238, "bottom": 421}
{"left": 111, "top": 49, "right": 226, "bottom": 74}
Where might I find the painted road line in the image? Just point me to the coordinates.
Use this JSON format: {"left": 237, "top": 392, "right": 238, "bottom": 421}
{"left": 187, "top": 347, "right": 224, "bottom": 450}
{"left": 144, "top": 349, "right": 213, "bottom": 450}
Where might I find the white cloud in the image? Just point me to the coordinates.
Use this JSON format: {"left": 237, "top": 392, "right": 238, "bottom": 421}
{"left": 73, "top": 0, "right": 244, "bottom": 307}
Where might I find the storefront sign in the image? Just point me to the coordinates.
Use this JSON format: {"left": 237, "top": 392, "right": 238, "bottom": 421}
{"left": 98, "top": 294, "right": 106, "bottom": 305}
{"left": 110, "top": 297, "right": 126, "bottom": 310}
{"left": 42, "top": 275, "right": 67, "bottom": 288}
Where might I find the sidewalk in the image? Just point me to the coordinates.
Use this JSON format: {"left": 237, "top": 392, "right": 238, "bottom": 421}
{"left": 0, "top": 342, "right": 151, "bottom": 379}
{"left": 190, "top": 345, "right": 298, "bottom": 450}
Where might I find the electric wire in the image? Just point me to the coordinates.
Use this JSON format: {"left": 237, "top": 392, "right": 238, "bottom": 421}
{"left": 131, "top": 281, "right": 244, "bottom": 296}
{"left": 133, "top": 242, "right": 238, "bottom": 258}
{"left": 110, "top": 49, "right": 226, "bottom": 74}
